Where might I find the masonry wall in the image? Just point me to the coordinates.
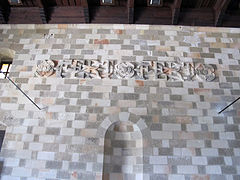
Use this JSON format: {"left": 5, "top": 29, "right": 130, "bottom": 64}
{"left": 0, "top": 24, "right": 239, "bottom": 180}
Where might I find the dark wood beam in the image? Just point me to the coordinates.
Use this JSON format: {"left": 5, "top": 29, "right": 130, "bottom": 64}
{"left": 0, "top": 0, "right": 10, "bottom": 24}
{"left": 75, "top": 0, "right": 89, "bottom": 23}
{"left": 35, "top": 0, "right": 43, "bottom": 8}
{"left": 171, "top": 0, "right": 182, "bottom": 25}
{"left": 214, "top": 0, "right": 231, "bottom": 26}
{"left": 56, "top": 0, "right": 63, "bottom": 6}
{"left": 62, "top": 0, "right": 69, "bottom": 6}
{"left": 127, "top": 0, "right": 134, "bottom": 24}
{"left": 0, "top": 8, "right": 5, "bottom": 24}
{"left": 34, "top": 0, "right": 47, "bottom": 23}
{"left": 69, "top": 0, "right": 75, "bottom": 6}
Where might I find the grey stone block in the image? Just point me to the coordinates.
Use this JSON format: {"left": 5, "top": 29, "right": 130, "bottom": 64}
{"left": 221, "top": 166, "right": 237, "bottom": 174}
{"left": 69, "top": 162, "right": 86, "bottom": 170}
{"left": 64, "top": 92, "right": 81, "bottom": 98}
{"left": 56, "top": 171, "right": 70, "bottom": 179}
{"left": 55, "top": 98, "right": 70, "bottom": 105}
{"left": 208, "top": 157, "right": 224, "bottom": 165}
{"left": 64, "top": 79, "right": 79, "bottom": 84}
{"left": 46, "top": 128, "right": 60, "bottom": 135}
{"left": 46, "top": 161, "right": 63, "bottom": 169}
{"left": 34, "top": 85, "right": 51, "bottom": 90}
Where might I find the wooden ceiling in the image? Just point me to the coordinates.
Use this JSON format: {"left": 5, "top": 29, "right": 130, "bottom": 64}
{"left": 0, "top": 0, "right": 240, "bottom": 27}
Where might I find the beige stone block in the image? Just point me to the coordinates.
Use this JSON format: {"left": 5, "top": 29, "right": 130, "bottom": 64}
{"left": 80, "top": 129, "right": 97, "bottom": 137}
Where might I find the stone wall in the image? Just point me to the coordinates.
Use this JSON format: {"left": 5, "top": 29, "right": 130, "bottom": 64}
{"left": 0, "top": 24, "right": 239, "bottom": 180}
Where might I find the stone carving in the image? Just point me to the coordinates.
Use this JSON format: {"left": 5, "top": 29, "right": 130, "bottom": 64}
{"left": 194, "top": 63, "right": 216, "bottom": 82}
{"left": 35, "top": 60, "right": 55, "bottom": 77}
{"left": 44, "top": 33, "right": 54, "bottom": 39}
{"left": 35, "top": 59, "right": 216, "bottom": 82}
{"left": 115, "top": 62, "right": 135, "bottom": 79}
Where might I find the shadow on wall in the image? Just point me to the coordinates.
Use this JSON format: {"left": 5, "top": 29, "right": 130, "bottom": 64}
{"left": 0, "top": 161, "right": 3, "bottom": 176}
{"left": 0, "top": 48, "right": 15, "bottom": 62}
{"left": 102, "top": 121, "right": 143, "bottom": 180}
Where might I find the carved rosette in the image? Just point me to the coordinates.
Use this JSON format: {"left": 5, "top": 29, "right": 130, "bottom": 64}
{"left": 35, "top": 60, "right": 55, "bottom": 77}
{"left": 194, "top": 63, "right": 216, "bottom": 82}
{"left": 115, "top": 62, "right": 135, "bottom": 79}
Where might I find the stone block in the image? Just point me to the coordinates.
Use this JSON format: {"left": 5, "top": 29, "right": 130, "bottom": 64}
{"left": 206, "top": 165, "right": 222, "bottom": 174}
{"left": 46, "top": 161, "right": 62, "bottom": 169}
{"left": 12, "top": 167, "right": 32, "bottom": 177}
{"left": 201, "top": 148, "right": 219, "bottom": 156}
{"left": 151, "top": 131, "right": 173, "bottom": 139}
{"left": 37, "top": 152, "right": 55, "bottom": 160}
{"left": 192, "top": 157, "right": 207, "bottom": 165}
{"left": 177, "top": 165, "right": 198, "bottom": 174}
{"left": 149, "top": 156, "right": 168, "bottom": 165}
{"left": 29, "top": 142, "right": 43, "bottom": 151}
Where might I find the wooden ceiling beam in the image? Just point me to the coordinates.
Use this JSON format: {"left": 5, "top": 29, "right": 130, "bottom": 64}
{"left": 0, "top": 0, "right": 10, "bottom": 23}
{"left": 214, "top": 0, "right": 231, "bottom": 26}
{"left": 127, "top": 0, "right": 134, "bottom": 24}
{"left": 171, "top": 0, "right": 182, "bottom": 25}
{"left": 75, "top": 0, "right": 89, "bottom": 23}
{"left": 35, "top": 0, "right": 43, "bottom": 8}
{"left": 62, "top": 0, "right": 69, "bottom": 6}
{"left": 56, "top": 0, "right": 63, "bottom": 6}
{"left": 69, "top": 0, "right": 75, "bottom": 6}
{"left": 33, "top": 0, "right": 47, "bottom": 23}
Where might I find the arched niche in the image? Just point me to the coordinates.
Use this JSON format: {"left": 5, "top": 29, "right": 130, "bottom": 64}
{"left": 0, "top": 48, "right": 15, "bottom": 63}
{"left": 0, "top": 48, "right": 15, "bottom": 78}
{"left": 97, "top": 112, "right": 152, "bottom": 180}
{"left": 103, "top": 121, "right": 143, "bottom": 180}
{"left": 0, "top": 121, "right": 7, "bottom": 151}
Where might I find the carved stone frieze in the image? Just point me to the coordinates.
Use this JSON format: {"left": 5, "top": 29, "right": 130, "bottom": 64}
{"left": 35, "top": 59, "right": 216, "bottom": 82}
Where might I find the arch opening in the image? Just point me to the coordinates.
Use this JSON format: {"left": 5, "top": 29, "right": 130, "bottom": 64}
{"left": 102, "top": 121, "right": 143, "bottom": 180}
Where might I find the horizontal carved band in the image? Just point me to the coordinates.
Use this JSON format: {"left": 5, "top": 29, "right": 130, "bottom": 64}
{"left": 35, "top": 59, "right": 216, "bottom": 82}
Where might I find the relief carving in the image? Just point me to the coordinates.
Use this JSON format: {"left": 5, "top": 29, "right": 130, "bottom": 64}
{"left": 35, "top": 59, "right": 216, "bottom": 82}
{"left": 115, "top": 62, "right": 135, "bottom": 79}
{"left": 35, "top": 60, "right": 56, "bottom": 77}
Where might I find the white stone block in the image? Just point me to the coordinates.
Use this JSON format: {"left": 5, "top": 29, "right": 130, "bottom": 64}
{"left": 32, "top": 127, "right": 46, "bottom": 135}
{"left": 72, "top": 136, "right": 85, "bottom": 145}
{"left": 168, "top": 175, "right": 185, "bottom": 180}
{"left": 72, "top": 121, "right": 86, "bottom": 129}
{"left": 15, "top": 150, "right": 32, "bottom": 159}
{"left": 177, "top": 165, "right": 198, "bottom": 174}
{"left": 206, "top": 166, "right": 222, "bottom": 174}
{"left": 5, "top": 158, "right": 20, "bottom": 167}
{"left": 12, "top": 127, "right": 28, "bottom": 134}
{"left": 129, "top": 108, "right": 147, "bottom": 115}
{"left": 117, "top": 86, "right": 134, "bottom": 93}
{"left": 224, "top": 157, "right": 233, "bottom": 166}
{"left": 153, "top": 165, "right": 170, "bottom": 174}
{"left": 192, "top": 157, "right": 207, "bottom": 165}
{"left": 150, "top": 156, "right": 168, "bottom": 164}
{"left": 12, "top": 167, "right": 32, "bottom": 177}
{"left": 37, "top": 152, "right": 55, "bottom": 160}
{"left": 1, "top": 176, "right": 20, "bottom": 180}
{"left": 162, "top": 124, "right": 181, "bottom": 131}
{"left": 60, "top": 128, "right": 74, "bottom": 136}
{"left": 201, "top": 148, "right": 219, "bottom": 156}
{"left": 38, "top": 169, "right": 57, "bottom": 178}
{"left": 39, "top": 135, "right": 55, "bottom": 143}
{"left": 29, "top": 143, "right": 43, "bottom": 151}
{"left": 187, "top": 140, "right": 205, "bottom": 148}
{"left": 151, "top": 131, "right": 173, "bottom": 139}
{"left": 212, "top": 140, "right": 229, "bottom": 148}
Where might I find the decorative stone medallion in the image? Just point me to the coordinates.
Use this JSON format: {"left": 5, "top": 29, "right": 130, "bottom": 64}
{"left": 35, "top": 60, "right": 55, "bottom": 77}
